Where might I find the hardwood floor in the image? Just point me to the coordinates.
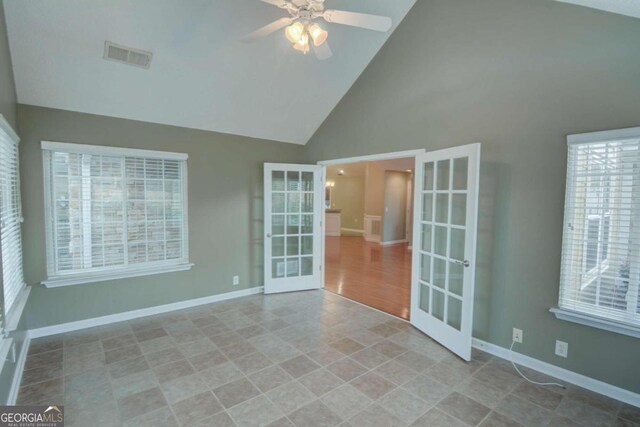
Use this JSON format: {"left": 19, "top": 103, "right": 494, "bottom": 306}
{"left": 324, "top": 235, "right": 412, "bottom": 320}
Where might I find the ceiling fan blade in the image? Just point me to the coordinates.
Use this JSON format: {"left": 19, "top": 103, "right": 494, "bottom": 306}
{"left": 259, "top": 0, "right": 289, "bottom": 7}
{"left": 241, "top": 17, "right": 293, "bottom": 43}
{"left": 323, "top": 10, "right": 392, "bottom": 32}
{"left": 314, "top": 42, "right": 333, "bottom": 60}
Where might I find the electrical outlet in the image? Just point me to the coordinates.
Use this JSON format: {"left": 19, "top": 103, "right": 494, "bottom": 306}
{"left": 512, "top": 328, "right": 523, "bottom": 343}
{"left": 555, "top": 340, "right": 568, "bottom": 358}
{"left": 232, "top": 275, "right": 239, "bottom": 286}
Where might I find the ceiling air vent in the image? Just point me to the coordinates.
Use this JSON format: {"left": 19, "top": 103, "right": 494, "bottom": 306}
{"left": 103, "top": 41, "right": 152, "bottom": 69}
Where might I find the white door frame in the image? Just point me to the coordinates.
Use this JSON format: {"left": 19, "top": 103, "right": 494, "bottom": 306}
{"left": 317, "top": 149, "right": 427, "bottom": 296}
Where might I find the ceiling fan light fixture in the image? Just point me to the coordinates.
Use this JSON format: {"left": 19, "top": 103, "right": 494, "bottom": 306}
{"left": 293, "top": 32, "right": 310, "bottom": 54}
{"left": 285, "top": 21, "right": 304, "bottom": 43}
{"left": 308, "top": 23, "right": 328, "bottom": 47}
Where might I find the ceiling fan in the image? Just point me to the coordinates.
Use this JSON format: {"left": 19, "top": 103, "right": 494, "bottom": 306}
{"left": 241, "top": 0, "right": 393, "bottom": 60}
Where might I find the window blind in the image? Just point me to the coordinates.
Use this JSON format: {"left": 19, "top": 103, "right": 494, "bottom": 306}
{"left": 43, "top": 143, "right": 189, "bottom": 283}
{"left": 559, "top": 136, "right": 640, "bottom": 327}
{"left": 0, "top": 119, "right": 26, "bottom": 319}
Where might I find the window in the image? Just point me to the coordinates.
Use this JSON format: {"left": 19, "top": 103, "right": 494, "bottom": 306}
{"left": 555, "top": 128, "right": 640, "bottom": 336}
{"left": 42, "top": 142, "right": 191, "bottom": 287}
{"left": 0, "top": 115, "right": 27, "bottom": 332}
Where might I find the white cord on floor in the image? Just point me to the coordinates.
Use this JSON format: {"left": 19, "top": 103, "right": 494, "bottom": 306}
{"left": 509, "top": 340, "right": 566, "bottom": 389}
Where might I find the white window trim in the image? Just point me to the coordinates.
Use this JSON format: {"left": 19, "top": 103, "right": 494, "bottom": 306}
{"left": 42, "top": 262, "right": 194, "bottom": 288}
{"left": 554, "top": 126, "right": 640, "bottom": 338}
{"left": 41, "top": 141, "right": 192, "bottom": 288}
{"left": 41, "top": 141, "right": 188, "bottom": 161}
{"left": 550, "top": 307, "right": 640, "bottom": 339}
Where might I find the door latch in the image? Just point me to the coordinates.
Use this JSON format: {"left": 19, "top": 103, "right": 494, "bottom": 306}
{"left": 453, "top": 259, "right": 470, "bottom": 268}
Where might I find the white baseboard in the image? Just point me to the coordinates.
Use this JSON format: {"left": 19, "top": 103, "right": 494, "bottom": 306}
{"left": 340, "top": 228, "right": 364, "bottom": 235}
{"left": 472, "top": 338, "right": 640, "bottom": 408}
{"left": 7, "top": 333, "right": 30, "bottom": 405}
{"left": 380, "top": 239, "right": 408, "bottom": 246}
{"left": 29, "top": 286, "right": 264, "bottom": 339}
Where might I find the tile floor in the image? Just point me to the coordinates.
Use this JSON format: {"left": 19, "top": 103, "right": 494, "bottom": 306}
{"left": 18, "top": 290, "right": 639, "bottom": 427}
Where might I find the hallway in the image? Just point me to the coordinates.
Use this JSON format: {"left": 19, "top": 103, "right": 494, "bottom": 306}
{"left": 325, "top": 236, "right": 412, "bottom": 320}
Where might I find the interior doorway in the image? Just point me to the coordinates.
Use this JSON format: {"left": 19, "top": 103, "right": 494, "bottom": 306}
{"left": 319, "top": 151, "right": 425, "bottom": 320}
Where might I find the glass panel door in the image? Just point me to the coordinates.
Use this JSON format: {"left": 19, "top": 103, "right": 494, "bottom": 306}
{"left": 411, "top": 144, "right": 480, "bottom": 361}
{"left": 264, "top": 164, "right": 323, "bottom": 294}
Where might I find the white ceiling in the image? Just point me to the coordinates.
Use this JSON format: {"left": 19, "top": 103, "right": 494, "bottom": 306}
{"left": 3, "top": 0, "right": 415, "bottom": 145}
{"left": 555, "top": 0, "right": 640, "bottom": 19}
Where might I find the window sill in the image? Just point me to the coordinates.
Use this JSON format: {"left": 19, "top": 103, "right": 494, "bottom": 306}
{"left": 550, "top": 307, "right": 640, "bottom": 339}
{"left": 4, "top": 286, "right": 31, "bottom": 332}
{"left": 42, "top": 263, "right": 194, "bottom": 288}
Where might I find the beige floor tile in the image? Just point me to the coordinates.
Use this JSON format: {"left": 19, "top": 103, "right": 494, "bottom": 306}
{"left": 349, "top": 347, "right": 389, "bottom": 370}
{"left": 266, "top": 380, "right": 317, "bottom": 414}
{"left": 214, "top": 377, "right": 261, "bottom": 409}
{"left": 329, "top": 338, "right": 365, "bottom": 355}
{"left": 349, "top": 404, "right": 404, "bottom": 427}
{"left": 373, "top": 360, "right": 418, "bottom": 386}
{"left": 200, "top": 361, "right": 245, "bottom": 389}
{"left": 248, "top": 365, "right": 293, "bottom": 393}
{"left": 480, "top": 411, "right": 524, "bottom": 427}
{"left": 279, "top": 355, "right": 321, "bottom": 378}
{"left": 171, "top": 390, "right": 224, "bottom": 425}
{"left": 436, "top": 391, "right": 491, "bottom": 426}
{"left": 326, "top": 358, "right": 367, "bottom": 382}
{"left": 233, "top": 351, "right": 273, "bottom": 374}
{"left": 117, "top": 386, "right": 168, "bottom": 421}
{"left": 228, "top": 395, "right": 284, "bottom": 427}
{"left": 496, "top": 395, "right": 553, "bottom": 427}
{"left": 378, "top": 388, "right": 431, "bottom": 424}
{"left": 349, "top": 371, "right": 396, "bottom": 400}
{"left": 298, "top": 368, "right": 344, "bottom": 397}
{"left": 321, "top": 384, "right": 372, "bottom": 420}
{"left": 288, "top": 400, "right": 343, "bottom": 427}
{"left": 555, "top": 397, "right": 616, "bottom": 427}
{"left": 410, "top": 408, "right": 467, "bottom": 427}
{"left": 161, "top": 371, "right": 210, "bottom": 403}
{"left": 112, "top": 370, "right": 159, "bottom": 399}
{"left": 403, "top": 373, "right": 451, "bottom": 404}
{"left": 191, "top": 411, "right": 237, "bottom": 427}
{"left": 153, "top": 359, "right": 195, "bottom": 383}
{"left": 122, "top": 405, "right": 178, "bottom": 427}
{"left": 145, "top": 346, "right": 185, "bottom": 367}
{"left": 513, "top": 381, "right": 564, "bottom": 411}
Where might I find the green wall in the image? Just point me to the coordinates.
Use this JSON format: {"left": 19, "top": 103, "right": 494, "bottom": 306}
{"left": 382, "top": 171, "right": 409, "bottom": 243}
{"left": 305, "top": 0, "right": 640, "bottom": 392}
{"left": 330, "top": 176, "right": 365, "bottom": 231}
{"left": 0, "top": 0, "right": 16, "bottom": 129}
{"left": 18, "top": 105, "right": 305, "bottom": 329}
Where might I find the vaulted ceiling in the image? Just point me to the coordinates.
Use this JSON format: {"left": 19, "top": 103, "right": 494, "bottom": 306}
{"left": 4, "top": 0, "right": 638, "bottom": 145}
{"left": 3, "top": 0, "right": 415, "bottom": 145}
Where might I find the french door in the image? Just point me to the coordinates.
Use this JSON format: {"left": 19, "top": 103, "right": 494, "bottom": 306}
{"left": 264, "top": 163, "right": 323, "bottom": 294}
{"left": 411, "top": 144, "right": 481, "bottom": 361}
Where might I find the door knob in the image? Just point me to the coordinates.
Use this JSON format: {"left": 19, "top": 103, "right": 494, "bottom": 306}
{"left": 266, "top": 233, "right": 272, "bottom": 238}
{"left": 453, "top": 259, "right": 470, "bottom": 268}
